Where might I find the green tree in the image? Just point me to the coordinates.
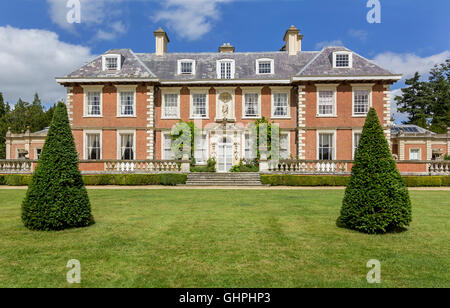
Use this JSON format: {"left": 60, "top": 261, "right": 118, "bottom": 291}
{"left": 428, "top": 59, "right": 450, "bottom": 133}
{"left": 395, "top": 72, "right": 432, "bottom": 128}
{"left": 337, "top": 108, "right": 412, "bottom": 234}
{"left": 395, "top": 59, "right": 450, "bottom": 133}
{"left": 22, "top": 102, "right": 94, "bottom": 231}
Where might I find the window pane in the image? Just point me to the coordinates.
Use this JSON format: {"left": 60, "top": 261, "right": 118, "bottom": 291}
{"left": 353, "top": 133, "right": 361, "bottom": 158}
{"left": 258, "top": 61, "right": 272, "bottom": 74}
{"left": 164, "top": 94, "right": 178, "bottom": 118}
{"left": 194, "top": 135, "right": 207, "bottom": 163}
{"left": 120, "top": 134, "right": 134, "bottom": 160}
{"left": 273, "top": 93, "right": 288, "bottom": 116}
{"left": 410, "top": 149, "right": 420, "bottom": 160}
{"left": 319, "top": 133, "right": 333, "bottom": 160}
{"left": 335, "top": 54, "right": 349, "bottom": 67}
{"left": 180, "top": 62, "right": 193, "bottom": 74}
{"left": 106, "top": 57, "right": 118, "bottom": 70}
{"left": 120, "top": 92, "right": 134, "bottom": 116}
{"left": 354, "top": 90, "right": 369, "bottom": 115}
{"left": 220, "top": 62, "right": 232, "bottom": 79}
{"left": 244, "top": 93, "right": 258, "bottom": 117}
{"left": 318, "top": 91, "right": 334, "bottom": 115}
{"left": 87, "top": 134, "right": 101, "bottom": 160}
{"left": 192, "top": 94, "right": 207, "bottom": 117}
{"left": 280, "top": 134, "right": 289, "bottom": 159}
{"left": 87, "top": 92, "right": 101, "bottom": 115}
{"left": 164, "top": 134, "right": 175, "bottom": 160}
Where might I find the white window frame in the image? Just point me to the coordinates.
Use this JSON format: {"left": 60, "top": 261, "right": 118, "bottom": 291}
{"left": 270, "top": 86, "right": 291, "bottom": 119}
{"left": 83, "top": 130, "right": 102, "bottom": 160}
{"left": 189, "top": 87, "right": 209, "bottom": 119}
{"left": 162, "top": 132, "right": 175, "bottom": 160}
{"left": 315, "top": 84, "right": 338, "bottom": 117}
{"left": 333, "top": 51, "right": 353, "bottom": 68}
{"left": 194, "top": 133, "right": 209, "bottom": 165}
{"left": 409, "top": 148, "right": 421, "bottom": 161}
{"left": 241, "top": 87, "right": 262, "bottom": 119}
{"left": 102, "top": 54, "right": 122, "bottom": 71}
{"left": 82, "top": 85, "right": 104, "bottom": 117}
{"left": 279, "top": 132, "right": 290, "bottom": 159}
{"left": 351, "top": 84, "right": 374, "bottom": 117}
{"left": 352, "top": 129, "right": 362, "bottom": 159}
{"left": 117, "top": 130, "right": 136, "bottom": 160}
{"left": 161, "top": 87, "right": 181, "bottom": 119}
{"left": 216, "top": 59, "right": 235, "bottom": 79}
{"left": 317, "top": 130, "right": 337, "bottom": 160}
{"left": 256, "top": 58, "right": 274, "bottom": 75}
{"left": 35, "top": 148, "right": 42, "bottom": 160}
{"left": 116, "top": 85, "right": 137, "bottom": 117}
{"left": 177, "top": 59, "right": 196, "bottom": 75}
{"left": 242, "top": 132, "right": 256, "bottom": 160}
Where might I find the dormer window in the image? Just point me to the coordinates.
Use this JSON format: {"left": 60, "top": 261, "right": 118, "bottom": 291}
{"left": 217, "top": 59, "right": 235, "bottom": 79}
{"left": 256, "top": 58, "right": 274, "bottom": 74}
{"left": 333, "top": 51, "right": 352, "bottom": 68}
{"left": 177, "top": 59, "right": 195, "bottom": 75}
{"left": 102, "top": 54, "right": 122, "bottom": 71}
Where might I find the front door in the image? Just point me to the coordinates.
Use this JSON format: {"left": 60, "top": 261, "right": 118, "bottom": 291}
{"left": 218, "top": 141, "right": 233, "bottom": 172}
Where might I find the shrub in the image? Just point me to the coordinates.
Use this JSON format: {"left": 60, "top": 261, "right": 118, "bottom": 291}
{"left": 0, "top": 174, "right": 5, "bottom": 185}
{"left": 6, "top": 174, "right": 32, "bottom": 186}
{"left": 261, "top": 175, "right": 350, "bottom": 186}
{"left": 22, "top": 102, "right": 94, "bottom": 231}
{"left": 230, "top": 159, "right": 259, "bottom": 173}
{"left": 191, "top": 158, "right": 216, "bottom": 173}
{"left": 81, "top": 174, "right": 187, "bottom": 186}
{"left": 338, "top": 108, "right": 412, "bottom": 234}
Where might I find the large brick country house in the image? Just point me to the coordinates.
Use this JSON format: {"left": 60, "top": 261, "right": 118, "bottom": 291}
{"left": 5, "top": 26, "right": 450, "bottom": 174}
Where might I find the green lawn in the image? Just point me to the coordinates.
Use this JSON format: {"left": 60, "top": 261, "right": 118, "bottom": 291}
{"left": 0, "top": 189, "right": 449, "bottom": 288}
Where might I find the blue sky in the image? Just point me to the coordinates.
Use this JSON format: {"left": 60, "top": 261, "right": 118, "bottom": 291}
{"left": 0, "top": 0, "right": 449, "bottom": 122}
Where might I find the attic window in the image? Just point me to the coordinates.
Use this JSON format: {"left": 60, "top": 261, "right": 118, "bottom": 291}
{"left": 256, "top": 58, "right": 274, "bottom": 74}
{"left": 102, "top": 54, "right": 122, "bottom": 71}
{"left": 177, "top": 59, "right": 195, "bottom": 75}
{"left": 333, "top": 52, "right": 352, "bottom": 68}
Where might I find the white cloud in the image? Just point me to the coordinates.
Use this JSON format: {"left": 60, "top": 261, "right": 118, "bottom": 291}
{"left": 46, "top": 0, "right": 126, "bottom": 40}
{"left": 314, "top": 40, "right": 344, "bottom": 50}
{"left": 153, "top": 0, "right": 232, "bottom": 41}
{"left": 372, "top": 50, "right": 450, "bottom": 124}
{"left": 372, "top": 50, "right": 450, "bottom": 79}
{"left": 94, "top": 21, "right": 127, "bottom": 41}
{"left": 0, "top": 26, "right": 94, "bottom": 106}
{"left": 348, "top": 29, "right": 368, "bottom": 42}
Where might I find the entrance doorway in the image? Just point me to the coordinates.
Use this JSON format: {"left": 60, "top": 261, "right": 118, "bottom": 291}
{"left": 217, "top": 137, "right": 233, "bottom": 172}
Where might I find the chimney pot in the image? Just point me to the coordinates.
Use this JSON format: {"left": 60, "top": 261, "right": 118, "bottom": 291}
{"left": 219, "top": 43, "right": 235, "bottom": 53}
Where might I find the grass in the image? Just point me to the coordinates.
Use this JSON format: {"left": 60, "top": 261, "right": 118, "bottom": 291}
{"left": 0, "top": 189, "right": 449, "bottom": 288}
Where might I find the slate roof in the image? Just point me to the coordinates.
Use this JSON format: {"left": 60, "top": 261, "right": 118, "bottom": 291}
{"left": 298, "top": 47, "right": 393, "bottom": 76}
{"left": 391, "top": 125, "right": 435, "bottom": 136}
{"left": 136, "top": 51, "right": 317, "bottom": 81}
{"left": 60, "top": 46, "right": 399, "bottom": 82}
{"left": 66, "top": 49, "right": 156, "bottom": 79}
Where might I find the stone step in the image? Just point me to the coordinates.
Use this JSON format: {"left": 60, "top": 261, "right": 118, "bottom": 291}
{"left": 185, "top": 172, "right": 262, "bottom": 186}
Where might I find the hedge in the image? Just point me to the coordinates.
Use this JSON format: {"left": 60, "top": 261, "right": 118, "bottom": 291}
{"left": 261, "top": 175, "right": 450, "bottom": 187}
{"left": 1, "top": 173, "right": 449, "bottom": 187}
{"left": 0, "top": 173, "right": 187, "bottom": 186}
{"left": 82, "top": 174, "right": 187, "bottom": 186}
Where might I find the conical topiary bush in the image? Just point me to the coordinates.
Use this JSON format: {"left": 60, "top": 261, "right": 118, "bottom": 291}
{"left": 337, "top": 108, "right": 411, "bottom": 234}
{"left": 22, "top": 102, "right": 94, "bottom": 231}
